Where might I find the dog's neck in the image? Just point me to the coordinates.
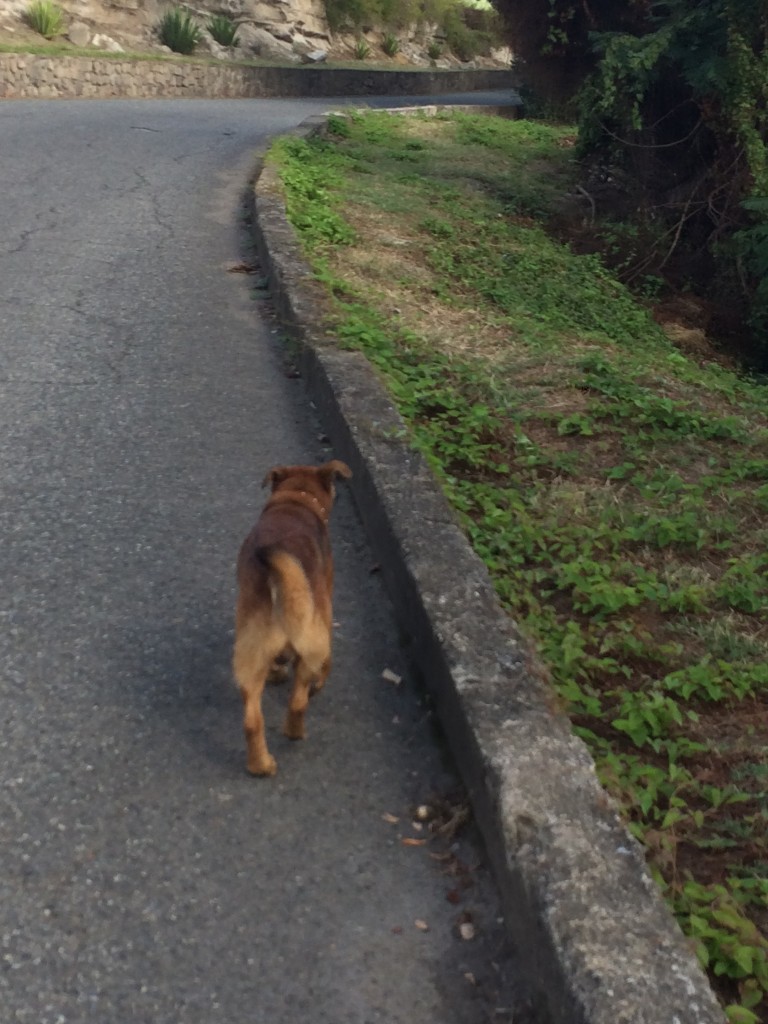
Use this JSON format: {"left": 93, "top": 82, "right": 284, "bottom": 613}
{"left": 268, "top": 488, "right": 330, "bottom": 524}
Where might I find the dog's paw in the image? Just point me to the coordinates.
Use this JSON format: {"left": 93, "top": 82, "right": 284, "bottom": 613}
{"left": 283, "top": 714, "right": 305, "bottom": 741}
{"left": 247, "top": 754, "right": 277, "bottom": 777}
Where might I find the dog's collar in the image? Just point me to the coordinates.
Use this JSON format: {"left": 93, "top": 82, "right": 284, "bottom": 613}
{"left": 268, "top": 489, "right": 329, "bottom": 524}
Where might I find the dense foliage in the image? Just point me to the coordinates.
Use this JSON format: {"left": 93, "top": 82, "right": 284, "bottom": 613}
{"left": 496, "top": 0, "right": 768, "bottom": 352}
{"left": 324, "top": 0, "right": 503, "bottom": 61}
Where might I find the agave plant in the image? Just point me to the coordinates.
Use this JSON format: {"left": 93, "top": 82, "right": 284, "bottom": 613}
{"left": 207, "top": 14, "right": 239, "bottom": 47}
{"left": 158, "top": 7, "right": 202, "bottom": 55}
{"left": 382, "top": 33, "right": 399, "bottom": 57}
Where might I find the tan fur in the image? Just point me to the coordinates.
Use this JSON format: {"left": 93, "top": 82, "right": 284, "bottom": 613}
{"left": 232, "top": 460, "right": 351, "bottom": 776}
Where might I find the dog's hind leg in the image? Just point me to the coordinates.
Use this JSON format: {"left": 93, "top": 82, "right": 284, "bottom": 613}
{"left": 240, "top": 679, "right": 275, "bottom": 776}
{"left": 233, "top": 625, "right": 283, "bottom": 777}
{"left": 283, "top": 643, "right": 330, "bottom": 741}
{"left": 309, "top": 656, "right": 331, "bottom": 697}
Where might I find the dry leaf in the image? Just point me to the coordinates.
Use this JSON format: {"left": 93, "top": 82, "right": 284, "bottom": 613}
{"left": 227, "top": 262, "right": 258, "bottom": 274}
{"left": 402, "top": 837, "right": 426, "bottom": 847}
{"left": 382, "top": 812, "right": 399, "bottom": 824}
{"left": 414, "top": 919, "right": 429, "bottom": 932}
{"left": 415, "top": 805, "right": 432, "bottom": 821}
{"left": 381, "top": 668, "right": 402, "bottom": 686}
{"left": 411, "top": 821, "right": 423, "bottom": 831}
{"left": 463, "top": 972, "right": 477, "bottom": 986}
{"left": 459, "top": 922, "right": 476, "bottom": 941}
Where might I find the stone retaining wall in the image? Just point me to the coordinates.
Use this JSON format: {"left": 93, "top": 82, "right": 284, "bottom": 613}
{"left": 0, "top": 52, "right": 515, "bottom": 99}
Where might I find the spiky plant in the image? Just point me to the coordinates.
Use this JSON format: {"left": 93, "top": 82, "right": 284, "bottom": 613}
{"left": 25, "top": 0, "right": 64, "bottom": 39}
{"left": 207, "top": 14, "right": 239, "bottom": 47}
{"left": 158, "top": 7, "right": 202, "bottom": 55}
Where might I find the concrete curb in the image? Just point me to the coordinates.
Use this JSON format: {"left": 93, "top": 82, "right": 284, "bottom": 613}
{"left": 250, "top": 111, "right": 727, "bottom": 1024}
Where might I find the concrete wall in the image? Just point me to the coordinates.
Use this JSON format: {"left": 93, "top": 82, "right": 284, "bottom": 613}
{"left": 0, "top": 52, "right": 515, "bottom": 99}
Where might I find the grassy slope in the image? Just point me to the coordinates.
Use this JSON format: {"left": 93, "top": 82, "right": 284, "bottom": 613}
{"left": 269, "top": 110, "right": 768, "bottom": 1024}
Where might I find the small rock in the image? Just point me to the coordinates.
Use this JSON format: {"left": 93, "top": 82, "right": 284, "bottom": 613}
{"left": 68, "top": 21, "right": 90, "bottom": 47}
{"left": 92, "top": 34, "right": 124, "bottom": 53}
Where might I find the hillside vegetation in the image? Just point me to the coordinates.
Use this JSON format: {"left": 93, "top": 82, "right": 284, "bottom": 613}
{"left": 0, "top": 0, "right": 507, "bottom": 65}
{"left": 269, "top": 109, "right": 768, "bottom": 1024}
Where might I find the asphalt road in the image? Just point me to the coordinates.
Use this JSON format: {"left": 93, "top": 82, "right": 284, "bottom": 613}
{"left": 0, "top": 95, "right": 530, "bottom": 1024}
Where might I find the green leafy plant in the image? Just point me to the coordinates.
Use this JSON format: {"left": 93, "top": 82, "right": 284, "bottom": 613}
{"left": 270, "top": 109, "right": 768, "bottom": 1021}
{"left": 206, "top": 14, "right": 238, "bottom": 47}
{"left": 353, "top": 37, "right": 372, "bottom": 59}
{"left": 382, "top": 32, "right": 400, "bottom": 56}
{"left": 427, "top": 40, "right": 442, "bottom": 59}
{"left": 157, "top": 7, "right": 201, "bottom": 55}
{"left": 24, "top": 0, "right": 63, "bottom": 39}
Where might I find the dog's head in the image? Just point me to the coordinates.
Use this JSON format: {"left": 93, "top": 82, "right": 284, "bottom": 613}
{"left": 262, "top": 460, "right": 352, "bottom": 505}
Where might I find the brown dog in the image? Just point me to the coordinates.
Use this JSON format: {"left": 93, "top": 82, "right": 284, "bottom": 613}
{"left": 233, "top": 460, "right": 352, "bottom": 776}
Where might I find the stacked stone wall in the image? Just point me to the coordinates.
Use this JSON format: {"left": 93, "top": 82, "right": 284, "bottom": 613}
{"left": 0, "top": 53, "right": 514, "bottom": 99}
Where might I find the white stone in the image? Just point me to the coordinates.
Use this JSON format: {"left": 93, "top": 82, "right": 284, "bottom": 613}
{"left": 300, "top": 48, "right": 326, "bottom": 63}
{"left": 92, "top": 33, "right": 125, "bottom": 52}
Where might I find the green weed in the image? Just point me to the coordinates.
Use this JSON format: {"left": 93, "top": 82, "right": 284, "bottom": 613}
{"left": 24, "top": 0, "right": 63, "bottom": 39}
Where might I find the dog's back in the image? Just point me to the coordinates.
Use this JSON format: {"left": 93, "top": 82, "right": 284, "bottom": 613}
{"left": 236, "top": 500, "right": 332, "bottom": 634}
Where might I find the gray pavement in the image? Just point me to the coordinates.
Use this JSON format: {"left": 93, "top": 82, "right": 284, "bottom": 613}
{"left": 0, "top": 98, "right": 531, "bottom": 1023}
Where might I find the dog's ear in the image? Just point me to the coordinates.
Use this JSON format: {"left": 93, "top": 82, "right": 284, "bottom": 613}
{"left": 262, "top": 466, "right": 289, "bottom": 490}
{"left": 318, "top": 460, "right": 352, "bottom": 488}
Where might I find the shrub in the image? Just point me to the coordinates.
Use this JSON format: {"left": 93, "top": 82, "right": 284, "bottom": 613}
{"left": 378, "top": 0, "right": 418, "bottom": 28}
{"left": 443, "top": 8, "right": 486, "bottom": 60}
{"left": 382, "top": 32, "right": 399, "bottom": 55}
{"left": 206, "top": 14, "right": 238, "bottom": 47}
{"left": 325, "top": 0, "right": 372, "bottom": 32}
{"left": 24, "top": 0, "right": 64, "bottom": 39}
{"left": 158, "top": 7, "right": 201, "bottom": 55}
{"left": 427, "top": 40, "right": 442, "bottom": 59}
{"left": 353, "top": 37, "right": 372, "bottom": 59}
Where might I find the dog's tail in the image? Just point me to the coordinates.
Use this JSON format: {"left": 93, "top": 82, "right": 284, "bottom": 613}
{"left": 256, "top": 546, "right": 314, "bottom": 633}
